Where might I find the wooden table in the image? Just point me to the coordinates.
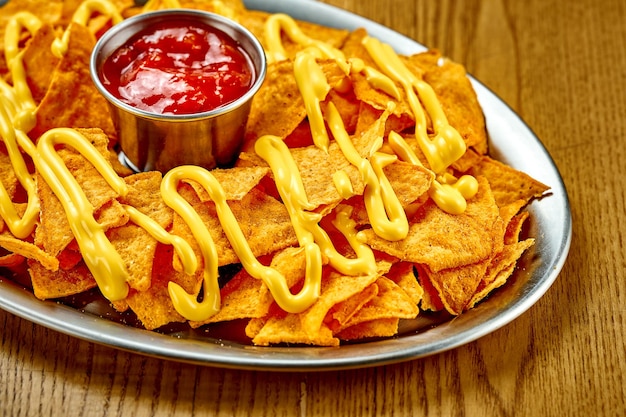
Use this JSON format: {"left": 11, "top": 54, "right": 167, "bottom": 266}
{"left": 1, "top": 0, "right": 625, "bottom": 415}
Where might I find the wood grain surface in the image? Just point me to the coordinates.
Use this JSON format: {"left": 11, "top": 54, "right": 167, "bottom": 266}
{"left": 1, "top": 0, "right": 625, "bottom": 416}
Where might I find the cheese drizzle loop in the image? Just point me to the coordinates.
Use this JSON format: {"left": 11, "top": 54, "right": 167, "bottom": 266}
{"left": 160, "top": 167, "right": 221, "bottom": 321}
{"left": 162, "top": 165, "right": 322, "bottom": 318}
{"left": 362, "top": 36, "right": 466, "bottom": 174}
{"left": 35, "top": 128, "right": 130, "bottom": 301}
{"left": 362, "top": 37, "right": 478, "bottom": 212}
{"left": 0, "top": 97, "right": 39, "bottom": 238}
{"left": 325, "top": 102, "right": 409, "bottom": 241}
{"left": 294, "top": 52, "right": 331, "bottom": 152}
{"left": 3, "top": 12, "right": 39, "bottom": 133}
{"left": 52, "top": 0, "right": 124, "bottom": 58}
{"left": 255, "top": 135, "right": 376, "bottom": 277}
{"left": 264, "top": 13, "right": 346, "bottom": 63}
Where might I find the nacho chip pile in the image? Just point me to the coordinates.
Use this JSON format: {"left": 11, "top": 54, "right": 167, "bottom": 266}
{"left": 0, "top": 0, "right": 549, "bottom": 346}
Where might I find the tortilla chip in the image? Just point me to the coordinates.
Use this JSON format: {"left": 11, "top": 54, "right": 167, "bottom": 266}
{"left": 0, "top": 143, "right": 18, "bottom": 202}
{"left": 120, "top": 171, "right": 172, "bottom": 229}
{"left": 251, "top": 312, "right": 339, "bottom": 347}
{"left": 0, "top": 232, "right": 58, "bottom": 271}
{"left": 505, "top": 211, "right": 530, "bottom": 245}
{"left": 0, "top": 252, "right": 25, "bottom": 268}
{"left": 420, "top": 257, "right": 491, "bottom": 315}
{"left": 31, "top": 23, "right": 116, "bottom": 141}
{"left": 185, "top": 166, "right": 271, "bottom": 203}
{"left": 243, "top": 246, "right": 309, "bottom": 337}
{"left": 124, "top": 243, "right": 188, "bottom": 330}
{"left": 336, "top": 317, "right": 400, "bottom": 340}
{"left": 107, "top": 224, "right": 157, "bottom": 292}
{"left": 29, "top": 258, "right": 96, "bottom": 300}
{"left": 300, "top": 268, "right": 382, "bottom": 337}
{"left": 243, "top": 60, "right": 307, "bottom": 148}
{"left": 21, "top": 24, "right": 60, "bottom": 103}
{"left": 340, "top": 277, "right": 419, "bottom": 329}
{"left": 468, "top": 239, "right": 535, "bottom": 309}
{"left": 248, "top": 257, "right": 388, "bottom": 346}
{"left": 195, "top": 267, "right": 268, "bottom": 325}
{"left": 415, "top": 264, "right": 445, "bottom": 312}
{"left": 171, "top": 183, "right": 297, "bottom": 271}
{"left": 325, "top": 283, "right": 379, "bottom": 332}
{"left": 0, "top": 0, "right": 63, "bottom": 77}
{"left": 469, "top": 155, "right": 550, "bottom": 207}
{"left": 386, "top": 262, "right": 423, "bottom": 305}
{"left": 341, "top": 28, "right": 375, "bottom": 66}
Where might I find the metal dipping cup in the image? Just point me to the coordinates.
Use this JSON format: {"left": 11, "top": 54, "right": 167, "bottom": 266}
{"left": 90, "top": 9, "right": 267, "bottom": 172}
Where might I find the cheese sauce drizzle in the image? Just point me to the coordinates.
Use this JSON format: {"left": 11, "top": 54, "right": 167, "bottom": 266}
{"left": 1, "top": 13, "right": 43, "bottom": 238}
{"left": 255, "top": 135, "right": 376, "bottom": 277}
{"left": 3, "top": 12, "right": 39, "bottom": 133}
{"left": 163, "top": 165, "right": 322, "bottom": 318}
{"left": 325, "top": 102, "right": 409, "bottom": 241}
{"left": 264, "top": 13, "right": 346, "bottom": 64}
{"left": 0, "top": 98, "right": 39, "bottom": 238}
{"left": 0, "top": 3, "right": 483, "bottom": 322}
{"left": 294, "top": 52, "right": 331, "bottom": 152}
{"left": 35, "top": 128, "right": 130, "bottom": 301}
{"left": 52, "top": 0, "right": 123, "bottom": 58}
{"left": 362, "top": 37, "right": 466, "bottom": 173}
{"left": 362, "top": 36, "right": 478, "bottom": 213}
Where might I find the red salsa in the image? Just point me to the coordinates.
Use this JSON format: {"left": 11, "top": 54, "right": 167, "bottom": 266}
{"left": 100, "top": 18, "right": 254, "bottom": 115}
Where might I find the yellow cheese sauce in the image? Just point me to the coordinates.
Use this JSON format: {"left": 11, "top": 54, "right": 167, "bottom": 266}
{"left": 0, "top": 2, "right": 478, "bottom": 322}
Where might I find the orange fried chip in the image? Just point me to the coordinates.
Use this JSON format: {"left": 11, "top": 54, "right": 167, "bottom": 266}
{"left": 386, "top": 261, "right": 424, "bottom": 305}
{"left": 196, "top": 267, "right": 268, "bottom": 325}
{"left": 419, "top": 257, "right": 491, "bottom": 315}
{"left": 123, "top": 243, "right": 189, "bottom": 330}
{"left": 185, "top": 166, "right": 271, "bottom": 203}
{"left": 338, "top": 277, "right": 419, "bottom": 330}
{"left": 194, "top": 245, "right": 309, "bottom": 328}
{"left": 243, "top": 246, "right": 310, "bottom": 336}
{"left": 325, "top": 283, "right": 379, "bottom": 332}
{"left": 468, "top": 239, "right": 535, "bottom": 309}
{"left": 0, "top": 144, "right": 18, "bottom": 203}
{"left": 299, "top": 269, "right": 383, "bottom": 337}
{"left": 340, "top": 28, "right": 374, "bottom": 65}
{"left": 469, "top": 155, "right": 550, "bottom": 207}
{"left": 31, "top": 23, "right": 116, "bottom": 141}
{"left": 171, "top": 183, "right": 297, "bottom": 269}
{"left": 0, "top": 252, "right": 24, "bottom": 268}
{"left": 28, "top": 258, "right": 96, "bottom": 300}
{"left": 0, "top": 1, "right": 63, "bottom": 76}
{"left": 415, "top": 263, "right": 445, "bottom": 312}
{"left": 249, "top": 256, "right": 394, "bottom": 346}
{"left": 505, "top": 211, "right": 530, "bottom": 245}
{"left": 120, "top": 171, "right": 173, "bottom": 229}
{"left": 250, "top": 312, "right": 339, "bottom": 347}
{"left": 21, "top": 24, "right": 60, "bottom": 103}
{"left": 0, "top": 232, "right": 58, "bottom": 271}
{"left": 107, "top": 224, "right": 157, "bottom": 292}
{"left": 336, "top": 317, "right": 400, "bottom": 341}
{"left": 244, "top": 60, "right": 307, "bottom": 147}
